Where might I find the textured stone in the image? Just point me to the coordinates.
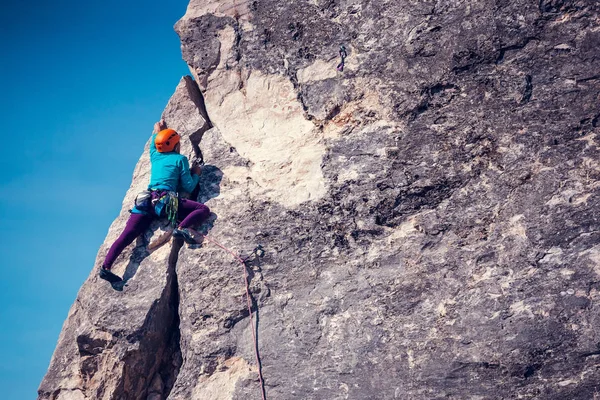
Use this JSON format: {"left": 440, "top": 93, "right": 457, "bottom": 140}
{"left": 42, "top": 1, "right": 600, "bottom": 399}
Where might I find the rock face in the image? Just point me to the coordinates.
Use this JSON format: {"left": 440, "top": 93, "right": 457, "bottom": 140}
{"left": 40, "top": 1, "right": 600, "bottom": 399}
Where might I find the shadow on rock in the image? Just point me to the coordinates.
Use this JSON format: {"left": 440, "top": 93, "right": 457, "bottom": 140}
{"left": 196, "top": 165, "right": 223, "bottom": 203}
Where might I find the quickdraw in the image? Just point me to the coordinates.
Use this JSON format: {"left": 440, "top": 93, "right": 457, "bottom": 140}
{"left": 166, "top": 194, "right": 179, "bottom": 227}
{"left": 200, "top": 235, "right": 267, "bottom": 400}
{"left": 336, "top": 45, "right": 347, "bottom": 72}
{"left": 150, "top": 190, "right": 179, "bottom": 227}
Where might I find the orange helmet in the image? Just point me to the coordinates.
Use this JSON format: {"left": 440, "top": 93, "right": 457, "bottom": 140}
{"left": 155, "top": 128, "right": 180, "bottom": 152}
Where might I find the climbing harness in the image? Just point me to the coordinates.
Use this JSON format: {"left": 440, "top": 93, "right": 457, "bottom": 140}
{"left": 337, "top": 45, "right": 347, "bottom": 72}
{"left": 149, "top": 191, "right": 179, "bottom": 226}
{"left": 131, "top": 190, "right": 178, "bottom": 225}
{"left": 200, "top": 234, "right": 267, "bottom": 400}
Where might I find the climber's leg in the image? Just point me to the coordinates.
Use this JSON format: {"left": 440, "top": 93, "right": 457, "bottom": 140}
{"left": 102, "top": 213, "right": 153, "bottom": 270}
{"left": 172, "top": 199, "right": 210, "bottom": 244}
{"left": 177, "top": 198, "right": 210, "bottom": 229}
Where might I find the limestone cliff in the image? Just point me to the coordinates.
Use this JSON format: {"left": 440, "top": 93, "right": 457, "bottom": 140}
{"left": 40, "top": 1, "right": 600, "bottom": 399}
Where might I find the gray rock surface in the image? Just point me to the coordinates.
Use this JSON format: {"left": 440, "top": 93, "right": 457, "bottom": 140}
{"left": 41, "top": 1, "right": 600, "bottom": 399}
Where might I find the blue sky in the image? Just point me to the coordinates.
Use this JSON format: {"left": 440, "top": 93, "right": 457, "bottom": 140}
{"left": 0, "top": 1, "right": 190, "bottom": 398}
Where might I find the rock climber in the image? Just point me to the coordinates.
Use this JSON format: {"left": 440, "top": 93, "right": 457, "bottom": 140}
{"left": 99, "top": 119, "right": 210, "bottom": 283}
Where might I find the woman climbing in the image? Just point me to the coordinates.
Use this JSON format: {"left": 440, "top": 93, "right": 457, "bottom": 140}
{"left": 99, "top": 119, "right": 210, "bottom": 283}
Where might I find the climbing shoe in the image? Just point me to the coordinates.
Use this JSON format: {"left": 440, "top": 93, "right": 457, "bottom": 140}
{"left": 173, "top": 228, "right": 198, "bottom": 245}
{"left": 99, "top": 268, "right": 122, "bottom": 284}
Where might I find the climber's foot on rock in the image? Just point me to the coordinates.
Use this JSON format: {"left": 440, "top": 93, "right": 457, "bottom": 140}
{"left": 173, "top": 228, "right": 200, "bottom": 245}
{"left": 99, "top": 267, "right": 122, "bottom": 284}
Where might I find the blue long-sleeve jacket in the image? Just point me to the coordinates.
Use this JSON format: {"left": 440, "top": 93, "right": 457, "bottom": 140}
{"left": 147, "top": 133, "right": 199, "bottom": 193}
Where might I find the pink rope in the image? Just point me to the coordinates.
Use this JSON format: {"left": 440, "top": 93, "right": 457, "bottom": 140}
{"left": 200, "top": 233, "right": 267, "bottom": 400}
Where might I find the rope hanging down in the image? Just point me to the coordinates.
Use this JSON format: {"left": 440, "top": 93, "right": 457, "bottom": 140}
{"left": 200, "top": 234, "right": 267, "bottom": 400}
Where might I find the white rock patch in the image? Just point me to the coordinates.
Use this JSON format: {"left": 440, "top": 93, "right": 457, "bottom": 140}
{"left": 200, "top": 27, "right": 327, "bottom": 206}
{"left": 192, "top": 357, "right": 252, "bottom": 400}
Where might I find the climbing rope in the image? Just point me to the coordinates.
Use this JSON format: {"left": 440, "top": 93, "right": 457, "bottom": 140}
{"left": 200, "top": 234, "right": 267, "bottom": 400}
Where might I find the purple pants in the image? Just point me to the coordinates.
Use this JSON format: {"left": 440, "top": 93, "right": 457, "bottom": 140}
{"left": 102, "top": 198, "right": 210, "bottom": 269}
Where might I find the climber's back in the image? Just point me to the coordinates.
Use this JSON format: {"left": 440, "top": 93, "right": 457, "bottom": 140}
{"left": 148, "top": 128, "right": 198, "bottom": 193}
